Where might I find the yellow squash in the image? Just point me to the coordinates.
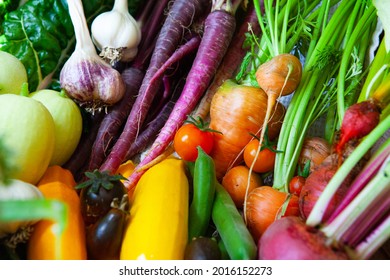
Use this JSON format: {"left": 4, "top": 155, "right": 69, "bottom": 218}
{"left": 120, "top": 158, "right": 189, "bottom": 260}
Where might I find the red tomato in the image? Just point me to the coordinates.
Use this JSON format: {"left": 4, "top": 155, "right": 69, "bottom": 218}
{"left": 173, "top": 123, "right": 214, "bottom": 162}
{"left": 243, "top": 139, "right": 276, "bottom": 173}
{"left": 289, "top": 175, "right": 306, "bottom": 196}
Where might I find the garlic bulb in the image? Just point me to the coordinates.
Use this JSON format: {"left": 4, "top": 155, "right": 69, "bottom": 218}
{"left": 91, "top": 0, "right": 142, "bottom": 65}
{"left": 0, "top": 179, "right": 43, "bottom": 238}
{"left": 60, "top": 0, "right": 126, "bottom": 112}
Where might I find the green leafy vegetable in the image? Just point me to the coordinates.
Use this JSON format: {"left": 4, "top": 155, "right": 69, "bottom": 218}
{"left": 0, "top": 0, "right": 21, "bottom": 31}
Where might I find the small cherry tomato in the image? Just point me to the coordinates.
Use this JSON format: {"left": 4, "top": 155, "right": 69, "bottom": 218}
{"left": 243, "top": 139, "right": 276, "bottom": 173}
{"left": 289, "top": 175, "right": 306, "bottom": 196}
{"left": 174, "top": 123, "right": 215, "bottom": 162}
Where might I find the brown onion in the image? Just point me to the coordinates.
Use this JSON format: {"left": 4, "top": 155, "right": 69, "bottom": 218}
{"left": 298, "top": 137, "right": 331, "bottom": 173}
{"left": 245, "top": 186, "right": 299, "bottom": 242}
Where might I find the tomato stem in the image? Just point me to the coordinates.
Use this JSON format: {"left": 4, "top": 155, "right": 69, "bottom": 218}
{"left": 185, "top": 115, "right": 222, "bottom": 134}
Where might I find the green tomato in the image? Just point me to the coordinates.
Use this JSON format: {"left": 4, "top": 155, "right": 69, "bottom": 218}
{"left": 30, "top": 89, "right": 83, "bottom": 166}
{"left": 0, "top": 51, "right": 28, "bottom": 95}
{"left": 0, "top": 94, "right": 55, "bottom": 184}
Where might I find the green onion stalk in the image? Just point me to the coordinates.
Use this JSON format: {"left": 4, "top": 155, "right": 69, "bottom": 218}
{"left": 236, "top": 0, "right": 327, "bottom": 86}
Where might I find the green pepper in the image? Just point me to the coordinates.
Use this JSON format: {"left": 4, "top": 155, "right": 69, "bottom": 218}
{"left": 188, "top": 146, "right": 216, "bottom": 241}
{"left": 212, "top": 182, "right": 257, "bottom": 260}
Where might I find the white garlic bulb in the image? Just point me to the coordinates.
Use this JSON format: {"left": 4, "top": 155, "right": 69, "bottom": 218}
{"left": 91, "top": 0, "right": 142, "bottom": 65}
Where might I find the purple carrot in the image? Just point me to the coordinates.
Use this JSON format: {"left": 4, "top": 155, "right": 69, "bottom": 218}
{"left": 137, "top": 0, "right": 170, "bottom": 54}
{"left": 88, "top": 67, "right": 144, "bottom": 170}
{"left": 145, "top": 35, "right": 201, "bottom": 93}
{"left": 125, "top": 99, "right": 176, "bottom": 160}
{"left": 99, "top": 0, "right": 211, "bottom": 173}
{"left": 126, "top": 74, "right": 187, "bottom": 159}
{"left": 63, "top": 111, "right": 105, "bottom": 175}
{"left": 194, "top": 1, "right": 261, "bottom": 119}
{"left": 125, "top": 2, "right": 242, "bottom": 190}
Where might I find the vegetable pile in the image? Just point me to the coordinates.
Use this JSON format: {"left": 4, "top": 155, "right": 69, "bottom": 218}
{"left": 0, "top": 0, "right": 389, "bottom": 260}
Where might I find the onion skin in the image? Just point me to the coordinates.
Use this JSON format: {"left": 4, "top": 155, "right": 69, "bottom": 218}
{"left": 209, "top": 80, "right": 285, "bottom": 179}
{"left": 245, "top": 186, "right": 299, "bottom": 242}
{"left": 298, "top": 137, "right": 331, "bottom": 173}
{"left": 258, "top": 216, "right": 348, "bottom": 260}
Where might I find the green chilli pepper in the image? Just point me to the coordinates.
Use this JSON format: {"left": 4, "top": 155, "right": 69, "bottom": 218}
{"left": 188, "top": 146, "right": 216, "bottom": 241}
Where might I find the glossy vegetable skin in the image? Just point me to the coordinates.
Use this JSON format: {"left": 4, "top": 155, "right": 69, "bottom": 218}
{"left": 289, "top": 176, "right": 306, "bottom": 196}
{"left": 36, "top": 165, "right": 77, "bottom": 188}
{"left": 188, "top": 147, "right": 216, "bottom": 240}
{"left": 27, "top": 181, "right": 87, "bottom": 260}
{"left": 212, "top": 182, "right": 257, "bottom": 260}
{"left": 77, "top": 170, "right": 127, "bottom": 226}
{"left": 86, "top": 195, "right": 128, "bottom": 260}
{"left": 174, "top": 122, "right": 215, "bottom": 162}
{"left": 120, "top": 158, "right": 189, "bottom": 260}
{"left": 221, "top": 165, "right": 262, "bottom": 208}
{"left": 244, "top": 139, "right": 277, "bottom": 173}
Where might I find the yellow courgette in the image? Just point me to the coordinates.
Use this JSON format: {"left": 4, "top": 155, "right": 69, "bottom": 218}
{"left": 120, "top": 158, "right": 189, "bottom": 260}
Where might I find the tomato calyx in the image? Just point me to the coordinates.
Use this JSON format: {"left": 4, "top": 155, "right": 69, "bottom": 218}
{"left": 76, "top": 170, "right": 126, "bottom": 194}
{"left": 185, "top": 115, "right": 222, "bottom": 134}
{"left": 174, "top": 116, "right": 218, "bottom": 162}
{"left": 250, "top": 126, "right": 281, "bottom": 153}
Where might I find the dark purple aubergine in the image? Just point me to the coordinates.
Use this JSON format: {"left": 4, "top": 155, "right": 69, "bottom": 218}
{"left": 86, "top": 195, "right": 129, "bottom": 260}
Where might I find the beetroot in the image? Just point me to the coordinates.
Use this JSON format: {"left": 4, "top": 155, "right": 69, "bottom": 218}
{"left": 335, "top": 100, "right": 380, "bottom": 154}
{"left": 299, "top": 154, "right": 345, "bottom": 221}
{"left": 258, "top": 216, "right": 348, "bottom": 260}
{"left": 299, "top": 147, "right": 368, "bottom": 222}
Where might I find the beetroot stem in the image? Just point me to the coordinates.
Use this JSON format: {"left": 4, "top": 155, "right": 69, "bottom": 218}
{"left": 306, "top": 114, "right": 390, "bottom": 226}
{"left": 321, "top": 157, "right": 390, "bottom": 243}
{"left": 353, "top": 216, "right": 390, "bottom": 260}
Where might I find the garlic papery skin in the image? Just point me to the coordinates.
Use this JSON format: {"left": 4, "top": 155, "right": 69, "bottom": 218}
{"left": 60, "top": 0, "right": 125, "bottom": 112}
{"left": 91, "top": 0, "right": 142, "bottom": 65}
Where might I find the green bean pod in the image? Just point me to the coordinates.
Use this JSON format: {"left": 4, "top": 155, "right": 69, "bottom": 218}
{"left": 188, "top": 147, "right": 216, "bottom": 240}
{"left": 212, "top": 182, "right": 257, "bottom": 260}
